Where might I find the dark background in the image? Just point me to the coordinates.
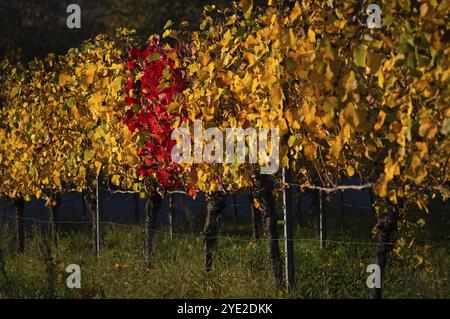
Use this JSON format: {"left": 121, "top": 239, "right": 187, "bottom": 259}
{"left": 0, "top": 0, "right": 234, "bottom": 62}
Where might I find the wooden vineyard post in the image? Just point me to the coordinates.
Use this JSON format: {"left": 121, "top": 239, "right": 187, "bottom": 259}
{"left": 282, "top": 168, "right": 295, "bottom": 290}
{"left": 319, "top": 190, "right": 327, "bottom": 248}
{"left": 168, "top": 194, "right": 175, "bottom": 241}
{"left": 338, "top": 190, "right": 345, "bottom": 233}
{"left": 295, "top": 189, "right": 304, "bottom": 229}
{"left": 95, "top": 173, "right": 100, "bottom": 259}
{"left": 14, "top": 197, "right": 25, "bottom": 254}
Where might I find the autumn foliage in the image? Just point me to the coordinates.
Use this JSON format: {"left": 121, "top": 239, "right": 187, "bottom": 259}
{"left": 0, "top": 0, "right": 449, "bottom": 250}
{"left": 123, "top": 36, "right": 187, "bottom": 192}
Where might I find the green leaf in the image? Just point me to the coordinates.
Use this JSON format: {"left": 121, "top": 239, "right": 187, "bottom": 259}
{"left": 146, "top": 52, "right": 161, "bottom": 63}
{"left": 66, "top": 97, "right": 75, "bottom": 108}
{"left": 417, "top": 218, "right": 425, "bottom": 227}
{"left": 163, "top": 20, "right": 174, "bottom": 30}
{"left": 162, "top": 65, "right": 171, "bottom": 80}
{"left": 168, "top": 102, "right": 180, "bottom": 113}
{"left": 383, "top": 14, "right": 394, "bottom": 27}
{"left": 353, "top": 45, "right": 367, "bottom": 68}
{"left": 400, "top": 33, "right": 415, "bottom": 54}
{"left": 204, "top": 4, "right": 216, "bottom": 12}
{"left": 441, "top": 118, "right": 450, "bottom": 135}
{"left": 240, "top": 0, "right": 253, "bottom": 19}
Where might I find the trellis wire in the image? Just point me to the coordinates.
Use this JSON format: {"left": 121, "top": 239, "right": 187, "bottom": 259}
{"left": 1, "top": 191, "right": 448, "bottom": 248}
{"left": 4, "top": 213, "right": 450, "bottom": 247}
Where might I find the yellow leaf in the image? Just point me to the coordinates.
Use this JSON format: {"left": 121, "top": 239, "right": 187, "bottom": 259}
{"left": 287, "top": 135, "right": 297, "bottom": 147}
{"left": 343, "top": 71, "right": 356, "bottom": 92}
{"left": 88, "top": 92, "right": 104, "bottom": 108}
{"left": 87, "top": 92, "right": 105, "bottom": 118}
{"left": 384, "top": 156, "right": 399, "bottom": 181}
{"left": 284, "top": 108, "right": 301, "bottom": 129}
{"left": 111, "top": 175, "right": 121, "bottom": 186}
{"left": 45, "top": 198, "right": 57, "bottom": 208}
{"left": 303, "top": 143, "right": 317, "bottom": 161}
{"left": 253, "top": 198, "right": 260, "bottom": 209}
{"left": 417, "top": 218, "right": 426, "bottom": 227}
{"left": 126, "top": 155, "right": 139, "bottom": 166}
{"left": 75, "top": 166, "right": 86, "bottom": 185}
{"left": 270, "top": 86, "right": 283, "bottom": 106}
{"left": 419, "top": 118, "right": 438, "bottom": 140}
{"left": 244, "top": 35, "right": 258, "bottom": 49}
{"left": 415, "top": 141, "right": 428, "bottom": 158}
{"left": 110, "top": 76, "right": 123, "bottom": 94}
{"left": 239, "top": 0, "right": 253, "bottom": 19}
{"left": 94, "top": 161, "right": 102, "bottom": 175}
{"left": 91, "top": 126, "right": 105, "bottom": 142}
{"left": 71, "top": 105, "right": 80, "bottom": 120}
{"left": 375, "top": 178, "right": 388, "bottom": 197}
{"left": 347, "top": 165, "right": 355, "bottom": 177}
{"left": 374, "top": 110, "right": 386, "bottom": 131}
{"left": 376, "top": 69, "right": 384, "bottom": 88}
{"left": 53, "top": 175, "right": 61, "bottom": 188}
{"left": 329, "top": 136, "right": 342, "bottom": 160}
{"left": 289, "top": 2, "right": 302, "bottom": 23}
{"left": 59, "top": 73, "right": 71, "bottom": 86}
{"left": 220, "top": 30, "right": 232, "bottom": 47}
{"left": 415, "top": 255, "right": 424, "bottom": 266}
{"left": 84, "top": 63, "right": 97, "bottom": 84}
{"left": 388, "top": 189, "right": 397, "bottom": 204}
{"left": 308, "top": 29, "right": 316, "bottom": 43}
{"left": 243, "top": 52, "right": 255, "bottom": 67}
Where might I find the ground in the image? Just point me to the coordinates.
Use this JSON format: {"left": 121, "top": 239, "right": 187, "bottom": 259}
{"left": 0, "top": 205, "right": 449, "bottom": 298}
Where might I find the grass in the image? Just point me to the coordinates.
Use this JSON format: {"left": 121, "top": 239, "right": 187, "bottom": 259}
{"left": 0, "top": 205, "right": 449, "bottom": 299}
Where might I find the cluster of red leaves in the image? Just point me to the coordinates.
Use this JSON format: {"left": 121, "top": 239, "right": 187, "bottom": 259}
{"left": 123, "top": 37, "right": 187, "bottom": 190}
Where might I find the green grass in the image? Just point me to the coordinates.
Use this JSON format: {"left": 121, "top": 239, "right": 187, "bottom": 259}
{"left": 0, "top": 206, "right": 449, "bottom": 299}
